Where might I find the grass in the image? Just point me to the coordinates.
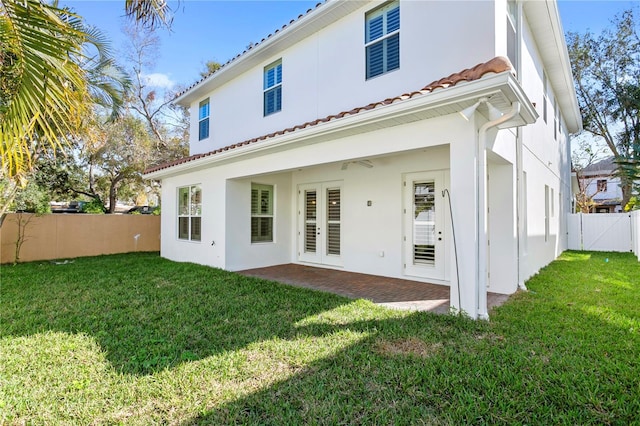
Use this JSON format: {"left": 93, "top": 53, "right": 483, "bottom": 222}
{"left": 1, "top": 251, "right": 638, "bottom": 424}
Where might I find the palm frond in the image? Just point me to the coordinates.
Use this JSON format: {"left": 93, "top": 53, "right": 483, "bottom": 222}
{"left": 124, "top": 0, "right": 172, "bottom": 29}
{"left": 1, "top": 0, "right": 89, "bottom": 178}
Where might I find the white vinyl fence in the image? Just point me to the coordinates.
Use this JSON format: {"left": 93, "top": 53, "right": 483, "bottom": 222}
{"left": 568, "top": 213, "right": 640, "bottom": 260}
{"left": 633, "top": 211, "right": 640, "bottom": 261}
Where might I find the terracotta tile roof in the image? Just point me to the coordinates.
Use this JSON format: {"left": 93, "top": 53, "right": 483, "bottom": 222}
{"left": 175, "top": 1, "right": 328, "bottom": 100}
{"left": 145, "top": 56, "right": 514, "bottom": 175}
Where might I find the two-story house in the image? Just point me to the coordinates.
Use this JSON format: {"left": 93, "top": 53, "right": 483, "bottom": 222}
{"left": 573, "top": 157, "right": 624, "bottom": 213}
{"left": 144, "top": 0, "right": 582, "bottom": 319}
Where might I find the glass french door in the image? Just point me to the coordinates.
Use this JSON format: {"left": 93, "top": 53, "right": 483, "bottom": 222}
{"left": 298, "top": 181, "right": 342, "bottom": 266}
{"left": 403, "top": 171, "right": 445, "bottom": 280}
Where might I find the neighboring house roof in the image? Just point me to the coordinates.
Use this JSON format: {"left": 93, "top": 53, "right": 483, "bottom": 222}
{"left": 145, "top": 56, "right": 514, "bottom": 175}
{"left": 581, "top": 156, "right": 616, "bottom": 175}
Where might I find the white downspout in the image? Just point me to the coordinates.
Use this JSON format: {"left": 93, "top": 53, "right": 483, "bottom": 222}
{"left": 516, "top": 127, "right": 527, "bottom": 290}
{"left": 477, "top": 101, "right": 521, "bottom": 320}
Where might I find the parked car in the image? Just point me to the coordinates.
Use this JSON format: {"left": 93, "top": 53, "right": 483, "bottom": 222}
{"left": 126, "top": 206, "right": 159, "bottom": 215}
{"left": 50, "top": 201, "right": 86, "bottom": 214}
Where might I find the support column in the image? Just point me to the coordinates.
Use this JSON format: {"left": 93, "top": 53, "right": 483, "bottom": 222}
{"left": 448, "top": 121, "right": 479, "bottom": 318}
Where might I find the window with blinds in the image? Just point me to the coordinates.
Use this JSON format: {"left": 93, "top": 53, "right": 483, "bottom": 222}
{"left": 365, "top": 1, "right": 399, "bottom": 79}
{"left": 413, "top": 181, "right": 435, "bottom": 265}
{"left": 326, "top": 188, "right": 341, "bottom": 256}
{"left": 263, "top": 60, "right": 282, "bottom": 116}
{"left": 543, "top": 71, "right": 548, "bottom": 124}
{"left": 251, "top": 183, "right": 274, "bottom": 243}
{"left": 198, "top": 99, "right": 210, "bottom": 140}
{"left": 178, "top": 185, "right": 202, "bottom": 241}
{"left": 304, "top": 190, "right": 317, "bottom": 253}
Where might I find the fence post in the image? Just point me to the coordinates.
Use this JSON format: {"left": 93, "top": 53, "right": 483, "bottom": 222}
{"left": 579, "top": 212, "right": 584, "bottom": 251}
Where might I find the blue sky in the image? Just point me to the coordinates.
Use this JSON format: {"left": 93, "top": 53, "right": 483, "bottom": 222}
{"left": 63, "top": 0, "right": 638, "bottom": 91}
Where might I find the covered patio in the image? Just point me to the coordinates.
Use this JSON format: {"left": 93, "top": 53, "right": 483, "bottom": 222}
{"left": 239, "top": 264, "right": 510, "bottom": 314}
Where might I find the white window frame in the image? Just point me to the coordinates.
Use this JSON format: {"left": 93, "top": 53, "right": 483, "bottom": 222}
{"left": 198, "top": 98, "right": 210, "bottom": 141}
{"left": 263, "top": 60, "right": 282, "bottom": 116}
{"left": 597, "top": 179, "right": 608, "bottom": 192}
{"left": 542, "top": 72, "right": 549, "bottom": 124}
{"left": 365, "top": 1, "right": 400, "bottom": 79}
{"left": 251, "top": 183, "right": 275, "bottom": 243}
{"left": 178, "top": 185, "right": 202, "bottom": 242}
{"left": 553, "top": 98, "right": 559, "bottom": 140}
{"left": 523, "top": 171, "right": 528, "bottom": 254}
{"left": 544, "top": 184, "right": 550, "bottom": 243}
{"left": 506, "top": 0, "right": 519, "bottom": 73}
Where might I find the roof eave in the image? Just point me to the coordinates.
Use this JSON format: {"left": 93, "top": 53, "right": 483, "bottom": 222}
{"left": 145, "top": 71, "right": 535, "bottom": 180}
{"left": 174, "top": 0, "right": 366, "bottom": 107}
{"left": 524, "top": 0, "right": 582, "bottom": 134}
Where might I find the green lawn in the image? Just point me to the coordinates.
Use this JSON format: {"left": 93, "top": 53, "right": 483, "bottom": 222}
{"left": 1, "top": 251, "right": 638, "bottom": 424}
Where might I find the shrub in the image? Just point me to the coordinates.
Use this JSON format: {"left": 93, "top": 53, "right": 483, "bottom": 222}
{"left": 82, "top": 199, "right": 105, "bottom": 214}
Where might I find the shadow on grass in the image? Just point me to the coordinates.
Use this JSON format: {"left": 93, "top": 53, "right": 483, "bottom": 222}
{"left": 1, "top": 253, "right": 351, "bottom": 375}
{"left": 183, "top": 311, "right": 489, "bottom": 425}
{"left": 3, "top": 251, "right": 638, "bottom": 423}
{"left": 181, "top": 251, "right": 640, "bottom": 425}
{"left": 183, "top": 308, "right": 639, "bottom": 424}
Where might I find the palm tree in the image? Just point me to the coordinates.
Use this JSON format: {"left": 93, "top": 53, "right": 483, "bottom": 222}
{"left": 0, "top": 0, "right": 167, "bottom": 215}
{"left": 1, "top": 0, "right": 91, "bottom": 180}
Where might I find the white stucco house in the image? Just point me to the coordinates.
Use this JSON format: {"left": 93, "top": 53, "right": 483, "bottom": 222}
{"left": 144, "top": 0, "right": 582, "bottom": 319}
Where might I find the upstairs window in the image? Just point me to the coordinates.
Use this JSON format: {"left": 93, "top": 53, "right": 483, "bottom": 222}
{"left": 597, "top": 179, "right": 608, "bottom": 192}
{"left": 198, "top": 99, "right": 210, "bottom": 140}
{"left": 542, "top": 72, "right": 548, "bottom": 124}
{"left": 506, "top": 0, "right": 518, "bottom": 71}
{"left": 365, "top": 1, "right": 400, "bottom": 79}
{"left": 178, "top": 185, "right": 202, "bottom": 242}
{"left": 264, "top": 60, "right": 282, "bottom": 116}
{"left": 544, "top": 185, "right": 550, "bottom": 243}
{"left": 554, "top": 98, "right": 559, "bottom": 140}
{"left": 251, "top": 183, "right": 274, "bottom": 243}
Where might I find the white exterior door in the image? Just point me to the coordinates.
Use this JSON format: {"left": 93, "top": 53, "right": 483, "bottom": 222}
{"left": 403, "top": 171, "right": 445, "bottom": 280}
{"left": 298, "top": 181, "right": 343, "bottom": 267}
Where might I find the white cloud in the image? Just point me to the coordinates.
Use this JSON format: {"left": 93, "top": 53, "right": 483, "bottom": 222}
{"left": 143, "top": 73, "right": 175, "bottom": 89}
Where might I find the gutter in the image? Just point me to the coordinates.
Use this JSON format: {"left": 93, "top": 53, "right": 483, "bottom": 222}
{"left": 476, "top": 101, "right": 521, "bottom": 320}
{"left": 146, "top": 71, "right": 531, "bottom": 180}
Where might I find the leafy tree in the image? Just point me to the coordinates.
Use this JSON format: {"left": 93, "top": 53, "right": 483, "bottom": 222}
{"left": 572, "top": 138, "right": 608, "bottom": 213}
{"left": 0, "top": 0, "right": 129, "bottom": 215}
{"left": 22, "top": 23, "right": 189, "bottom": 213}
{"left": 83, "top": 113, "right": 155, "bottom": 213}
{"left": 567, "top": 8, "right": 640, "bottom": 208}
{"left": 32, "top": 142, "right": 104, "bottom": 206}
{"left": 1, "top": 0, "right": 92, "bottom": 188}
{"left": 0, "top": 0, "right": 170, "bottom": 216}
{"left": 200, "top": 60, "right": 222, "bottom": 78}
{"left": 11, "top": 177, "right": 50, "bottom": 214}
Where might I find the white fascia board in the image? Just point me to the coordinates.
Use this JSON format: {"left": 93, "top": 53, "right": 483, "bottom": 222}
{"left": 524, "top": 0, "right": 582, "bottom": 133}
{"left": 502, "top": 71, "right": 539, "bottom": 127}
{"left": 145, "top": 72, "right": 533, "bottom": 180}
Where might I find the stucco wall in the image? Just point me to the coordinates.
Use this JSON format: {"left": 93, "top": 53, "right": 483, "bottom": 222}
{"left": 0, "top": 214, "right": 160, "bottom": 264}
{"left": 516, "top": 9, "right": 572, "bottom": 282}
{"left": 189, "top": 0, "right": 496, "bottom": 155}
{"left": 161, "top": 114, "right": 466, "bottom": 279}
